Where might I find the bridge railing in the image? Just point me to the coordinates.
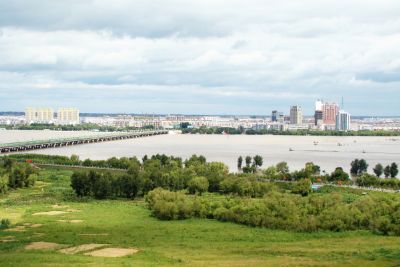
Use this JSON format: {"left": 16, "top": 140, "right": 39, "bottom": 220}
{"left": 0, "top": 129, "right": 168, "bottom": 149}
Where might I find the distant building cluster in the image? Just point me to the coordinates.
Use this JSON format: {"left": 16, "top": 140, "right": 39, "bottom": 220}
{"left": 25, "top": 107, "right": 80, "bottom": 125}
{"left": 1, "top": 100, "right": 399, "bottom": 132}
{"left": 313, "top": 99, "right": 350, "bottom": 131}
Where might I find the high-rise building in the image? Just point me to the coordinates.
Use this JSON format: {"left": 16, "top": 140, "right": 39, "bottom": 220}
{"left": 25, "top": 107, "right": 54, "bottom": 124}
{"left": 290, "top": 106, "right": 303, "bottom": 125}
{"left": 314, "top": 111, "right": 323, "bottom": 126}
{"left": 323, "top": 102, "right": 339, "bottom": 125}
{"left": 336, "top": 110, "right": 351, "bottom": 131}
{"left": 271, "top": 110, "right": 284, "bottom": 122}
{"left": 57, "top": 108, "right": 80, "bottom": 125}
{"left": 271, "top": 110, "right": 278, "bottom": 122}
{"left": 277, "top": 112, "right": 284, "bottom": 123}
{"left": 314, "top": 99, "right": 324, "bottom": 126}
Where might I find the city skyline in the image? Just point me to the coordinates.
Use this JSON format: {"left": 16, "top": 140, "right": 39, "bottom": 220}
{"left": 0, "top": 1, "right": 399, "bottom": 115}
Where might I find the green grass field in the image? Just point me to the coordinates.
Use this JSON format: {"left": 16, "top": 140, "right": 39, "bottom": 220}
{"left": 0, "top": 168, "right": 399, "bottom": 266}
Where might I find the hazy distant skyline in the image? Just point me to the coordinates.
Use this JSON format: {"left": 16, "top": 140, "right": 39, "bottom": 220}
{"left": 0, "top": 0, "right": 399, "bottom": 115}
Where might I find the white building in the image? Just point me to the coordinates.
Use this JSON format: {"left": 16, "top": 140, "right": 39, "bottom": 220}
{"left": 336, "top": 110, "right": 351, "bottom": 131}
{"left": 25, "top": 107, "right": 54, "bottom": 124}
{"left": 57, "top": 108, "right": 80, "bottom": 125}
{"left": 290, "top": 106, "right": 303, "bottom": 125}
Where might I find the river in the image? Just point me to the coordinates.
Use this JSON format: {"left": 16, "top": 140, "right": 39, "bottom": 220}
{"left": 1, "top": 130, "right": 399, "bottom": 173}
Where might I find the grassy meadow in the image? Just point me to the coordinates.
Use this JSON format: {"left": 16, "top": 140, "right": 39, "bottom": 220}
{"left": 0, "top": 168, "right": 399, "bottom": 266}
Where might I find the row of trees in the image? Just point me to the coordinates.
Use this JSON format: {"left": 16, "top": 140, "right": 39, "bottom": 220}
{"left": 237, "top": 155, "right": 263, "bottom": 173}
{"left": 146, "top": 188, "right": 400, "bottom": 235}
{"left": 70, "top": 154, "right": 279, "bottom": 199}
{"left": 0, "top": 158, "right": 37, "bottom": 194}
{"left": 3, "top": 123, "right": 153, "bottom": 132}
{"left": 372, "top": 163, "right": 398, "bottom": 178}
{"left": 181, "top": 126, "right": 400, "bottom": 136}
{"left": 70, "top": 154, "right": 230, "bottom": 199}
{"left": 350, "top": 159, "right": 399, "bottom": 178}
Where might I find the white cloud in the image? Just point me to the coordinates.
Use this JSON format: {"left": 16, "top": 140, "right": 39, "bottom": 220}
{"left": 0, "top": 0, "right": 399, "bottom": 115}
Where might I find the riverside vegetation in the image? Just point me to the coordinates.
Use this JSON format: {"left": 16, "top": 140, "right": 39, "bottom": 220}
{"left": 0, "top": 155, "right": 400, "bottom": 266}
{"left": 3, "top": 154, "right": 399, "bottom": 235}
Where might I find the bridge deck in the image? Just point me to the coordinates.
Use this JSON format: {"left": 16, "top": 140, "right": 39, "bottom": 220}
{"left": 0, "top": 130, "right": 168, "bottom": 153}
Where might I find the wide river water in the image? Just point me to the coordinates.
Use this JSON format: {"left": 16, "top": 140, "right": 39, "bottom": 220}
{"left": 1, "top": 130, "right": 400, "bottom": 173}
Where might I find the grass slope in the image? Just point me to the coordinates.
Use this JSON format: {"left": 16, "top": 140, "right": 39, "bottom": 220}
{"left": 0, "top": 168, "right": 399, "bottom": 266}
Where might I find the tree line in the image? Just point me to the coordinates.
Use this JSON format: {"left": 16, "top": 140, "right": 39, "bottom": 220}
{"left": 146, "top": 188, "right": 400, "bottom": 235}
{"left": 181, "top": 125, "right": 400, "bottom": 136}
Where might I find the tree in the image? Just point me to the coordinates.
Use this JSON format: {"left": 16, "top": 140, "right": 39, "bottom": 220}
{"left": 119, "top": 173, "right": 142, "bottom": 199}
{"left": 384, "top": 165, "right": 391, "bottom": 178}
{"left": 305, "top": 162, "right": 320, "bottom": 176}
{"left": 359, "top": 159, "right": 368, "bottom": 174}
{"left": 350, "top": 159, "right": 368, "bottom": 176}
{"left": 291, "top": 179, "right": 312, "bottom": 196}
{"left": 71, "top": 172, "right": 91, "bottom": 197}
{"left": 329, "top": 167, "right": 350, "bottom": 182}
{"left": 0, "top": 175, "right": 8, "bottom": 194}
{"left": 237, "top": 156, "right": 243, "bottom": 170}
{"left": 253, "top": 155, "right": 263, "bottom": 168}
{"left": 245, "top": 156, "right": 252, "bottom": 167}
{"left": 373, "top": 163, "right": 383, "bottom": 177}
{"left": 276, "top": 162, "right": 289, "bottom": 174}
{"left": 187, "top": 176, "right": 209, "bottom": 195}
{"left": 92, "top": 173, "right": 114, "bottom": 199}
{"left": 390, "top": 162, "right": 398, "bottom": 178}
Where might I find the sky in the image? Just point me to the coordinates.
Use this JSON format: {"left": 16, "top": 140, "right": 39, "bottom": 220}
{"left": 0, "top": 0, "right": 399, "bottom": 115}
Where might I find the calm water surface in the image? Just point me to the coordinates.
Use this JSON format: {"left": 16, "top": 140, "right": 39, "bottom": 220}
{"left": 1, "top": 130, "right": 400, "bottom": 172}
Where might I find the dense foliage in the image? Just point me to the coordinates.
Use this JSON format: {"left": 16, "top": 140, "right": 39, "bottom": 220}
{"left": 0, "top": 158, "right": 37, "bottom": 194}
{"left": 146, "top": 188, "right": 400, "bottom": 235}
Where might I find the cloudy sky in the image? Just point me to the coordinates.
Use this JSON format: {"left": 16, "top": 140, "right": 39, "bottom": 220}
{"left": 0, "top": 0, "right": 399, "bottom": 115}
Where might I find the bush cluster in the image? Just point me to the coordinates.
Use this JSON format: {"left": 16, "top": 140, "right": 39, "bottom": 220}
{"left": 0, "top": 158, "right": 37, "bottom": 194}
{"left": 146, "top": 188, "right": 400, "bottom": 235}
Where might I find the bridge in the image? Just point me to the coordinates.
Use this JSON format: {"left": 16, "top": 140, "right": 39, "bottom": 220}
{"left": 0, "top": 130, "right": 168, "bottom": 154}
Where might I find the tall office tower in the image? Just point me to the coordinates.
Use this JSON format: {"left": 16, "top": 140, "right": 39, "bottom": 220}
{"left": 57, "top": 108, "right": 80, "bottom": 125}
{"left": 323, "top": 102, "right": 339, "bottom": 125}
{"left": 314, "top": 99, "right": 324, "bottom": 126}
{"left": 290, "top": 106, "right": 303, "bottom": 125}
{"left": 314, "top": 111, "right": 323, "bottom": 126}
{"left": 277, "top": 112, "right": 284, "bottom": 123}
{"left": 25, "top": 107, "right": 54, "bottom": 124}
{"left": 335, "top": 110, "right": 351, "bottom": 131}
{"left": 271, "top": 110, "right": 278, "bottom": 122}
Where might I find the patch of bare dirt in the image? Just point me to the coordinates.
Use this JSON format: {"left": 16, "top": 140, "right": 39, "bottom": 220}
{"left": 33, "top": 211, "right": 67, "bottom": 216}
{"left": 58, "top": 220, "right": 83, "bottom": 223}
{"left": 0, "top": 236, "right": 17, "bottom": 242}
{"left": 21, "top": 223, "right": 43, "bottom": 228}
{"left": 25, "top": 242, "right": 64, "bottom": 250}
{"left": 52, "top": 204, "right": 69, "bottom": 209}
{"left": 66, "top": 209, "right": 81, "bottom": 213}
{"left": 4, "top": 226, "right": 26, "bottom": 232}
{"left": 30, "top": 224, "right": 43, "bottom": 228}
{"left": 85, "top": 247, "right": 139, "bottom": 257}
{"left": 59, "top": 244, "right": 108, "bottom": 254}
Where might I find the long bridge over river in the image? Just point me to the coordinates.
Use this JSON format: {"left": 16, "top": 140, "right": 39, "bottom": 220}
{"left": 0, "top": 130, "right": 168, "bottom": 154}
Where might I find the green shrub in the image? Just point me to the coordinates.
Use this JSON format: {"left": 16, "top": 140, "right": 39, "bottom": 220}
{"left": 0, "top": 218, "right": 11, "bottom": 229}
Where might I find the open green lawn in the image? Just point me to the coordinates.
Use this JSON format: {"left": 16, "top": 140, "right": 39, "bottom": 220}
{"left": 0, "top": 168, "right": 399, "bottom": 266}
